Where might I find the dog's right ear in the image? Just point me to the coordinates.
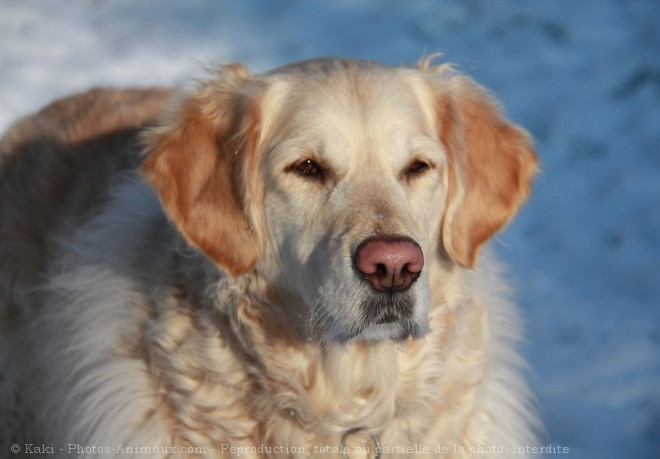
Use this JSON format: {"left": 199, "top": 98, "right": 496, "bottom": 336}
{"left": 141, "top": 65, "right": 262, "bottom": 277}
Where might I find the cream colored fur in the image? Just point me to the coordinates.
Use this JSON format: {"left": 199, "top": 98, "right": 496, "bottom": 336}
{"left": 0, "top": 59, "right": 539, "bottom": 458}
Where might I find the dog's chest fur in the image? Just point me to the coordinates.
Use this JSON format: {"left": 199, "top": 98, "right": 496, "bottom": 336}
{"left": 143, "top": 257, "right": 489, "bottom": 456}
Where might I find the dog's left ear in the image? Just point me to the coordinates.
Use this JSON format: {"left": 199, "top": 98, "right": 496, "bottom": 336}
{"left": 141, "top": 65, "right": 262, "bottom": 277}
{"left": 432, "top": 72, "right": 539, "bottom": 268}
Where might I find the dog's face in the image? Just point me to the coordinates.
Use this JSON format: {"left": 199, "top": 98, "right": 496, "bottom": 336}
{"left": 142, "top": 59, "right": 537, "bottom": 344}
{"left": 259, "top": 62, "right": 447, "bottom": 342}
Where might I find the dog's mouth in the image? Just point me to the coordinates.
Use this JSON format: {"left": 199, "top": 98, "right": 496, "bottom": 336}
{"left": 325, "top": 289, "right": 426, "bottom": 343}
{"left": 362, "top": 289, "right": 415, "bottom": 325}
{"left": 339, "top": 318, "right": 424, "bottom": 343}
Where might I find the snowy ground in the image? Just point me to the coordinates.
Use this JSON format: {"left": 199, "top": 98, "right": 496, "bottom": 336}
{"left": 1, "top": 1, "right": 659, "bottom": 457}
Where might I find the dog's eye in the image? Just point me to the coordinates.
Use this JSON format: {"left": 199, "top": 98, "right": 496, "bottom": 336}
{"left": 404, "top": 160, "right": 430, "bottom": 177}
{"left": 292, "top": 159, "right": 323, "bottom": 178}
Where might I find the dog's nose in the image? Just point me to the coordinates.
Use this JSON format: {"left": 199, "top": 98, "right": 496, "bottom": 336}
{"left": 355, "top": 237, "right": 424, "bottom": 292}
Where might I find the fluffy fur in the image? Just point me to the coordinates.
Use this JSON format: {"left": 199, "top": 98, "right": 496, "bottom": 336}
{"left": 0, "top": 58, "right": 539, "bottom": 458}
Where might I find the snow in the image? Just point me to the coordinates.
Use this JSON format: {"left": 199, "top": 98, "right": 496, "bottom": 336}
{"left": 1, "top": 0, "right": 659, "bottom": 457}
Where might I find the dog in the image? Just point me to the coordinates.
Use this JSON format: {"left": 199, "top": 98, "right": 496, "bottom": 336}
{"left": 0, "top": 58, "right": 539, "bottom": 458}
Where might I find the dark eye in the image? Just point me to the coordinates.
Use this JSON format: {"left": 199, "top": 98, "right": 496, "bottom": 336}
{"left": 293, "top": 159, "right": 323, "bottom": 178}
{"left": 404, "top": 160, "right": 430, "bottom": 177}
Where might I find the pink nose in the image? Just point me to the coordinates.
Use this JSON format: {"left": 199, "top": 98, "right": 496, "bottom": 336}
{"left": 355, "top": 237, "right": 424, "bottom": 292}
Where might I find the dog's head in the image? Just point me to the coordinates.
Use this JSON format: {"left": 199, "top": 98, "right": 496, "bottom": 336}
{"left": 142, "top": 58, "right": 537, "bottom": 344}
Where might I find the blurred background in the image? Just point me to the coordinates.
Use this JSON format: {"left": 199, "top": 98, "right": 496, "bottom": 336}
{"left": 1, "top": 0, "right": 659, "bottom": 457}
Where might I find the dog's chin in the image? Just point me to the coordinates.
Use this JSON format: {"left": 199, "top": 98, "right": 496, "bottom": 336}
{"left": 325, "top": 317, "right": 429, "bottom": 344}
{"left": 351, "top": 320, "right": 428, "bottom": 343}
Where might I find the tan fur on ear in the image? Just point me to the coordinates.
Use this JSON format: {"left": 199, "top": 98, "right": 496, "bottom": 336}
{"left": 141, "top": 65, "right": 262, "bottom": 277}
{"left": 436, "top": 76, "right": 538, "bottom": 268}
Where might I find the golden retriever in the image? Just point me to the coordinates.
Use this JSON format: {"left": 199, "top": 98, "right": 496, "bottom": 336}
{"left": 0, "top": 58, "right": 539, "bottom": 458}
